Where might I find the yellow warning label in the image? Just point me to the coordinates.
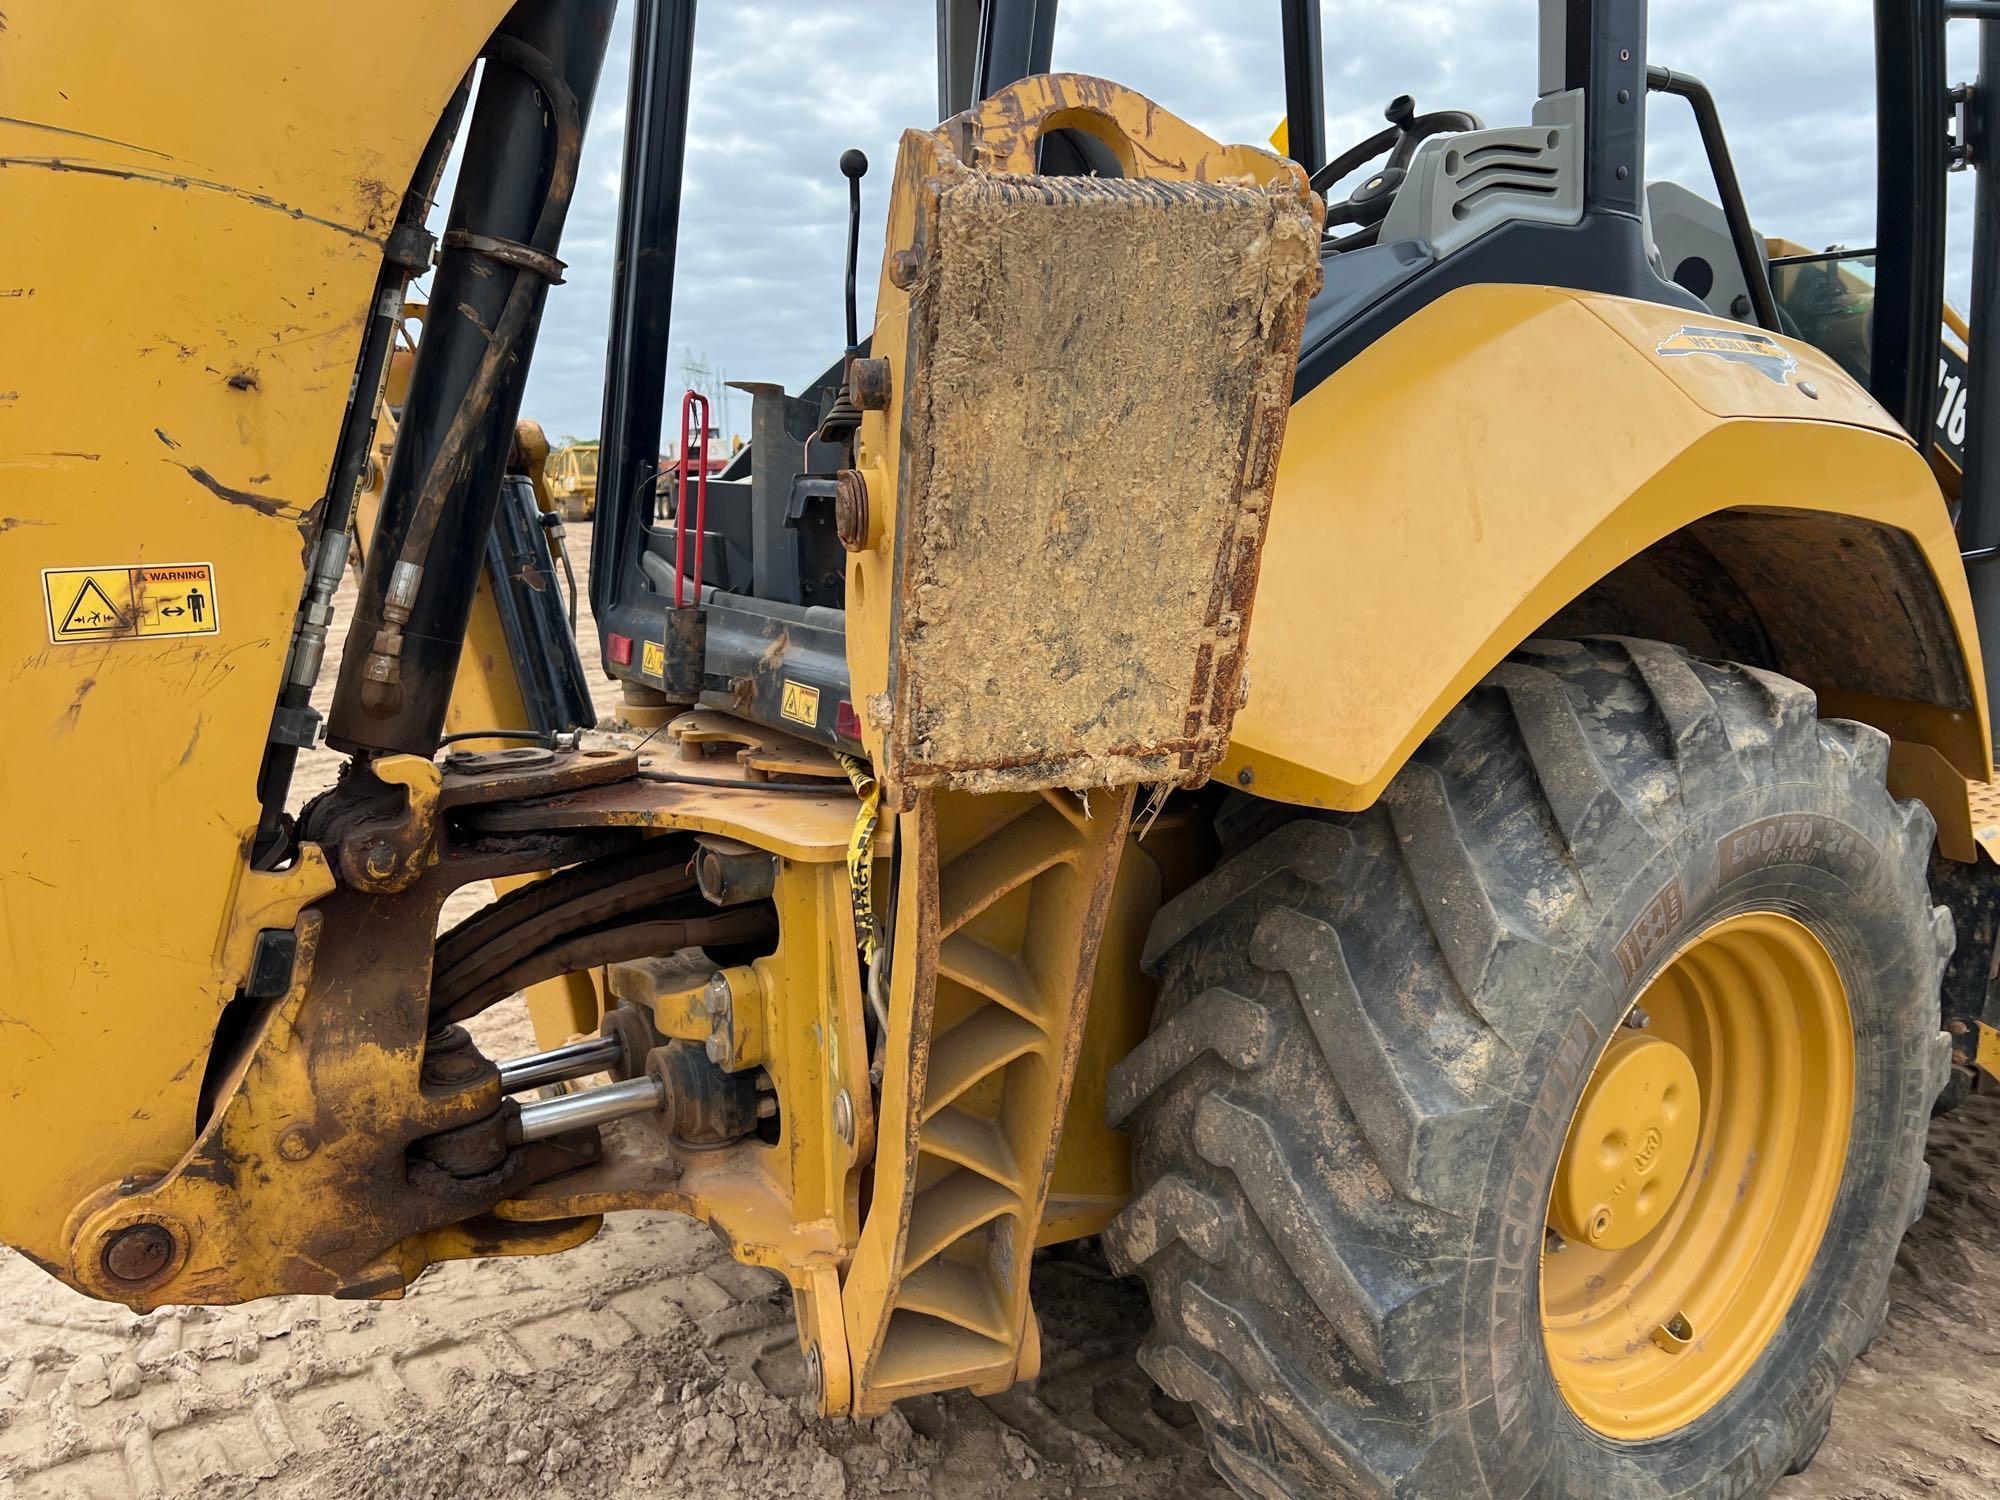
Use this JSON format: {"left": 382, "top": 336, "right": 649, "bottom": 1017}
{"left": 641, "top": 639, "right": 665, "bottom": 680}
{"left": 43, "top": 563, "right": 219, "bottom": 644}
{"left": 781, "top": 679, "right": 821, "bottom": 727}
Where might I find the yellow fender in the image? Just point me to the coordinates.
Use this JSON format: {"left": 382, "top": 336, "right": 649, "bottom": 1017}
{"left": 1223, "top": 283, "right": 1988, "bottom": 810}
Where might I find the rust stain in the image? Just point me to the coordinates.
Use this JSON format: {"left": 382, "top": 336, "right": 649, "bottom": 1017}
{"left": 0, "top": 517, "right": 50, "bottom": 533}
{"left": 154, "top": 427, "right": 180, "bottom": 450}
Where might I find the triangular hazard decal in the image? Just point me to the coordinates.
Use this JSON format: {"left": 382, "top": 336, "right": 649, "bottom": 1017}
{"left": 59, "top": 577, "right": 128, "bottom": 634}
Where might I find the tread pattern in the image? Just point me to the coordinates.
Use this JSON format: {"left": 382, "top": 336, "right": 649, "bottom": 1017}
{"left": 1109, "top": 636, "right": 1952, "bottom": 1499}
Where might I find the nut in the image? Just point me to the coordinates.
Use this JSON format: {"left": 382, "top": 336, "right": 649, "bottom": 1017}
{"left": 102, "top": 1223, "right": 177, "bottom": 1285}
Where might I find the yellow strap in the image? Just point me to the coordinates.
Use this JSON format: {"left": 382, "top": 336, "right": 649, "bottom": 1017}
{"left": 836, "top": 753, "right": 882, "bottom": 965}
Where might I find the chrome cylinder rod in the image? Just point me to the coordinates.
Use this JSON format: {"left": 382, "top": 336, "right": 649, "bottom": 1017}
{"left": 497, "top": 1034, "right": 623, "bottom": 1095}
{"left": 510, "top": 1073, "right": 664, "bottom": 1144}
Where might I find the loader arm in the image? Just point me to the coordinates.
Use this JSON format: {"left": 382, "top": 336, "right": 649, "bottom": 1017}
{"left": 0, "top": 1, "right": 1321, "bottom": 1425}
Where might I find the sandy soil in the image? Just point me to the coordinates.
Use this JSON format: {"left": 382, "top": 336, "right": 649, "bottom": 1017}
{"left": 3, "top": 524, "right": 1998, "bottom": 1499}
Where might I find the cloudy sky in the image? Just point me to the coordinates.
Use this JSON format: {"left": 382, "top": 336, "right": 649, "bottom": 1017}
{"left": 483, "top": 0, "right": 1978, "bottom": 443}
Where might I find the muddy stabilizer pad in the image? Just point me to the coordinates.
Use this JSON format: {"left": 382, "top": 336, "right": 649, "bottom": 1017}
{"left": 884, "top": 161, "right": 1321, "bottom": 800}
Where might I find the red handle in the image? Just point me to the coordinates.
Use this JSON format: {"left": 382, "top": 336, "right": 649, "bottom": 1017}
{"left": 672, "top": 390, "right": 712, "bottom": 609}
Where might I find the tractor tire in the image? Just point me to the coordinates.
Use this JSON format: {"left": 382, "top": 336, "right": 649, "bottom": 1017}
{"left": 1106, "top": 637, "right": 1952, "bottom": 1498}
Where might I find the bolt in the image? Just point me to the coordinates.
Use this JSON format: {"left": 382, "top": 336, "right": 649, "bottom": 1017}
{"left": 889, "top": 249, "right": 921, "bottom": 291}
{"left": 1798, "top": 380, "right": 1820, "bottom": 400}
{"left": 423, "top": 1049, "right": 485, "bottom": 1086}
{"left": 362, "top": 839, "right": 397, "bottom": 881}
{"left": 276, "top": 1124, "right": 317, "bottom": 1162}
{"left": 1625, "top": 1005, "right": 1651, "bottom": 1030}
{"left": 704, "top": 973, "right": 733, "bottom": 1064}
{"left": 102, "top": 1223, "right": 176, "bottom": 1284}
{"left": 849, "top": 357, "right": 892, "bottom": 412}
{"left": 1544, "top": 1227, "right": 1566, "bottom": 1255}
{"left": 805, "top": 1344, "right": 825, "bottom": 1408}
{"left": 833, "top": 1089, "right": 855, "bottom": 1145}
{"left": 1236, "top": 767, "right": 1254, "bottom": 787}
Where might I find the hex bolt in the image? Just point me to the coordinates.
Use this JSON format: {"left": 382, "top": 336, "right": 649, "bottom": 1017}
{"left": 102, "top": 1223, "right": 176, "bottom": 1284}
{"left": 1544, "top": 1227, "right": 1567, "bottom": 1255}
{"left": 833, "top": 1089, "right": 855, "bottom": 1145}
{"left": 1625, "top": 1005, "right": 1651, "bottom": 1030}
{"left": 848, "top": 357, "right": 892, "bottom": 411}
{"left": 703, "top": 972, "right": 734, "bottom": 1065}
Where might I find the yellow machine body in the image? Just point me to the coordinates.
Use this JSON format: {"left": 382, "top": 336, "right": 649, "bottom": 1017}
{"left": 1220, "top": 283, "right": 1987, "bottom": 811}
{"left": 1, "top": 0, "right": 1992, "bottom": 1431}
{"left": 0, "top": 0, "right": 511, "bottom": 1266}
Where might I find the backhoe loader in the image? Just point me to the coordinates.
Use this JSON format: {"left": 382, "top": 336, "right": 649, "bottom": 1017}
{"left": 7, "top": 1, "right": 2000, "bottom": 1495}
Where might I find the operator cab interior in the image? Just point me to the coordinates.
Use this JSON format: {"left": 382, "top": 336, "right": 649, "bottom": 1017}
{"left": 611, "top": 19, "right": 1805, "bottom": 760}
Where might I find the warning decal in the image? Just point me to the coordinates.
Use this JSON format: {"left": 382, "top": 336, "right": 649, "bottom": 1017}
{"left": 780, "top": 679, "right": 820, "bottom": 727}
{"left": 43, "top": 563, "right": 219, "bottom": 644}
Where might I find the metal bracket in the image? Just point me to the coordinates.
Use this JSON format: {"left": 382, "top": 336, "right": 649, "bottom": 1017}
{"left": 441, "top": 228, "right": 567, "bottom": 285}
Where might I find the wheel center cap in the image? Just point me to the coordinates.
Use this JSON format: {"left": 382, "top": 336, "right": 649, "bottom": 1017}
{"left": 1549, "top": 1031, "right": 1701, "bottom": 1250}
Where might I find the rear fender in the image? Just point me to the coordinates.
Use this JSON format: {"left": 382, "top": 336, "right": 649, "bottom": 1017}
{"left": 1223, "top": 284, "right": 1987, "bottom": 809}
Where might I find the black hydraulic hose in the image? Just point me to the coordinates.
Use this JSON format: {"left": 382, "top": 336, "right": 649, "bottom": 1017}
{"left": 356, "top": 38, "right": 584, "bottom": 719}
{"left": 249, "top": 72, "right": 473, "bottom": 865}
{"left": 1646, "top": 66, "right": 1781, "bottom": 332}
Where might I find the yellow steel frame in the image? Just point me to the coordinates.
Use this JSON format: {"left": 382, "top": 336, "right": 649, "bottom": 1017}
{"left": 0, "top": 0, "right": 513, "bottom": 1274}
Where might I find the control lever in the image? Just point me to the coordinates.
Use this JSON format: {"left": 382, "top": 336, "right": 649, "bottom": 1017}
{"left": 817, "top": 149, "right": 870, "bottom": 446}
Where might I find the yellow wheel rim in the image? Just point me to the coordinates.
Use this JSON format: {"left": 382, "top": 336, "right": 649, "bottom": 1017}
{"left": 1540, "top": 912, "right": 1854, "bottom": 1440}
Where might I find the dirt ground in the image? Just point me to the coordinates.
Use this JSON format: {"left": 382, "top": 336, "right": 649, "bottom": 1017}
{"left": 4, "top": 525, "right": 2000, "bottom": 1499}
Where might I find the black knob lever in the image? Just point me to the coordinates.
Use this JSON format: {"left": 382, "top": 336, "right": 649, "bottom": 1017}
{"left": 840, "top": 149, "right": 868, "bottom": 352}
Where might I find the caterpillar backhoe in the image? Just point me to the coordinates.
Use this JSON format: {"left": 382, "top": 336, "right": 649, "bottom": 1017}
{"left": 8, "top": 0, "right": 2000, "bottom": 1494}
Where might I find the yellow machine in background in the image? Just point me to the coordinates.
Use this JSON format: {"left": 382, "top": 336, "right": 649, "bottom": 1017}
{"left": 4, "top": 2, "right": 2000, "bottom": 1497}
{"left": 550, "top": 439, "right": 599, "bottom": 521}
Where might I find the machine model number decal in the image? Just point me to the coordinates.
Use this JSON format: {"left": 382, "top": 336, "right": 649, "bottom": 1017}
{"left": 1718, "top": 814, "right": 1876, "bottom": 883}
{"left": 1937, "top": 339, "right": 1971, "bottom": 470}
{"left": 42, "top": 562, "right": 218, "bottom": 644}
{"left": 1614, "top": 878, "right": 1686, "bottom": 980}
{"left": 640, "top": 639, "right": 665, "bottom": 680}
{"left": 1654, "top": 325, "right": 1799, "bottom": 385}
{"left": 780, "top": 679, "right": 820, "bottom": 727}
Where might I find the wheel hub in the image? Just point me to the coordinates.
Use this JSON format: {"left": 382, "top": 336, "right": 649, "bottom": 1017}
{"left": 1548, "top": 1031, "right": 1701, "bottom": 1250}
{"left": 1540, "top": 912, "right": 1854, "bottom": 1440}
